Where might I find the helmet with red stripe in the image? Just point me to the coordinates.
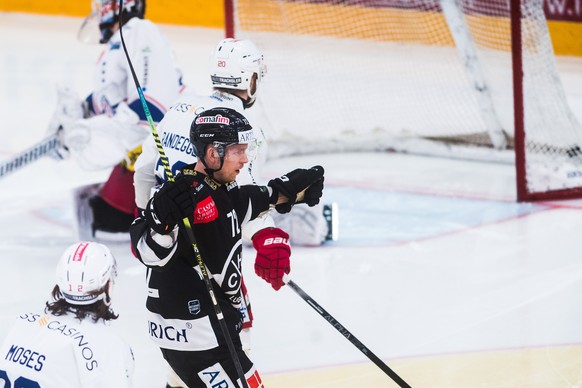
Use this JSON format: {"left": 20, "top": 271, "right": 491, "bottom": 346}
{"left": 55, "top": 242, "right": 118, "bottom": 305}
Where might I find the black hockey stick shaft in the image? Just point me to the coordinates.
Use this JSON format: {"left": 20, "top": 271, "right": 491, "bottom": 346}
{"left": 0, "top": 134, "right": 59, "bottom": 179}
{"left": 117, "top": 2, "right": 248, "bottom": 387}
{"left": 284, "top": 276, "right": 411, "bottom": 388}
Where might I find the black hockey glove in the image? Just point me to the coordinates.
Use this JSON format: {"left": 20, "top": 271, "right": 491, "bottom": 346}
{"left": 144, "top": 173, "right": 196, "bottom": 234}
{"left": 298, "top": 174, "right": 324, "bottom": 207}
{"left": 267, "top": 165, "right": 325, "bottom": 213}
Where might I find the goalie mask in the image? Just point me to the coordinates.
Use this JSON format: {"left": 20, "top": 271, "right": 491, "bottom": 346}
{"left": 78, "top": 0, "right": 146, "bottom": 44}
{"left": 56, "top": 242, "right": 118, "bottom": 306}
{"left": 210, "top": 39, "right": 267, "bottom": 106}
{"left": 190, "top": 107, "right": 256, "bottom": 175}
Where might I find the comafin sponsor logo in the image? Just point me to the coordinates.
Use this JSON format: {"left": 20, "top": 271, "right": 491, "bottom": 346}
{"left": 195, "top": 115, "right": 230, "bottom": 125}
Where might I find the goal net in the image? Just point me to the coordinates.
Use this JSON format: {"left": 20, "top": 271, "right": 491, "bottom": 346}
{"left": 226, "top": 0, "right": 582, "bottom": 201}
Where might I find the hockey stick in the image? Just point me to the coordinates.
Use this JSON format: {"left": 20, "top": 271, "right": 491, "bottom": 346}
{"left": 117, "top": 2, "right": 249, "bottom": 387}
{"left": 0, "top": 134, "right": 59, "bottom": 179}
{"left": 283, "top": 274, "right": 411, "bottom": 388}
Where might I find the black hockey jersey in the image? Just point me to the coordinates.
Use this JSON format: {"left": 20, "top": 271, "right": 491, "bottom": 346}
{"left": 130, "top": 168, "right": 271, "bottom": 352}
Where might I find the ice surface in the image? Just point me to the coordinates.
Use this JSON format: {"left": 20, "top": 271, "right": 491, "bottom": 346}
{"left": 1, "top": 12, "right": 582, "bottom": 387}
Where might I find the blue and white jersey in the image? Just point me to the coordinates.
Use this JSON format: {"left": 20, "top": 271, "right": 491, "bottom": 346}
{"left": 0, "top": 311, "right": 134, "bottom": 388}
{"left": 67, "top": 17, "right": 185, "bottom": 171}
{"left": 87, "top": 17, "right": 183, "bottom": 125}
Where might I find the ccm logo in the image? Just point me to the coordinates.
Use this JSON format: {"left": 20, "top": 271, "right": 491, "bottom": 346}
{"left": 217, "top": 60, "right": 226, "bottom": 67}
{"left": 263, "top": 237, "right": 289, "bottom": 246}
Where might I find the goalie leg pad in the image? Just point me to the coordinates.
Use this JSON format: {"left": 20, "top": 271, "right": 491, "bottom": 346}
{"left": 272, "top": 203, "right": 328, "bottom": 246}
{"left": 85, "top": 164, "right": 137, "bottom": 238}
{"left": 99, "top": 163, "right": 137, "bottom": 214}
{"left": 72, "top": 183, "right": 102, "bottom": 241}
{"left": 89, "top": 196, "right": 135, "bottom": 235}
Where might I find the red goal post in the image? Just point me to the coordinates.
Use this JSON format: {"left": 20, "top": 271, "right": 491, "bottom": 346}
{"left": 225, "top": 0, "right": 582, "bottom": 201}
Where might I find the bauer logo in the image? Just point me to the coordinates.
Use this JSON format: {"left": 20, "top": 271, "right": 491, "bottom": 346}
{"left": 264, "top": 237, "right": 289, "bottom": 246}
{"left": 195, "top": 114, "right": 230, "bottom": 125}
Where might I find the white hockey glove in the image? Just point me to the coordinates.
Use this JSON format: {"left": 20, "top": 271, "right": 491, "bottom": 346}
{"left": 46, "top": 86, "right": 87, "bottom": 160}
{"left": 64, "top": 102, "right": 147, "bottom": 171}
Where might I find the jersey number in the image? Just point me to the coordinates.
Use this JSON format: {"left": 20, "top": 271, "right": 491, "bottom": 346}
{"left": 227, "top": 210, "right": 240, "bottom": 237}
{"left": 0, "top": 369, "right": 40, "bottom": 388}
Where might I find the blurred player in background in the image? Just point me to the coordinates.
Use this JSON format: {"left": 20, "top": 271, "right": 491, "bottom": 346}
{"left": 0, "top": 242, "right": 134, "bottom": 387}
{"left": 46, "top": 0, "right": 183, "bottom": 240}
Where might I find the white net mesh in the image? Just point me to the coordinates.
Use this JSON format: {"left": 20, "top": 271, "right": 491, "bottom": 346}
{"left": 518, "top": 0, "right": 582, "bottom": 193}
{"left": 232, "top": 0, "right": 582, "bottom": 197}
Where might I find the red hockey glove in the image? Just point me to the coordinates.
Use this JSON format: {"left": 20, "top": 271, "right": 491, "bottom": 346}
{"left": 253, "top": 227, "right": 291, "bottom": 291}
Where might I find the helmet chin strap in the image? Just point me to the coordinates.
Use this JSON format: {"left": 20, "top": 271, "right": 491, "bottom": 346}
{"left": 229, "top": 91, "right": 255, "bottom": 109}
{"left": 245, "top": 76, "right": 258, "bottom": 108}
{"left": 245, "top": 88, "right": 257, "bottom": 108}
{"left": 244, "top": 95, "right": 256, "bottom": 109}
{"left": 200, "top": 149, "right": 225, "bottom": 179}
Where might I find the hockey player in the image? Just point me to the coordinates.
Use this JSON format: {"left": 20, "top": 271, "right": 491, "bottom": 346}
{"left": 132, "top": 38, "right": 330, "bottom": 387}
{"left": 130, "top": 107, "right": 324, "bottom": 387}
{"left": 0, "top": 241, "right": 134, "bottom": 387}
{"left": 134, "top": 38, "right": 336, "bottom": 250}
{"left": 47, "top": 0, "right": 183, "bottom": 240}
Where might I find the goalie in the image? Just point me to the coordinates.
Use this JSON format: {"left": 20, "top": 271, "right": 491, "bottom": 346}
{"left": 46, "top": 0, "right": 184, "bottom": 240}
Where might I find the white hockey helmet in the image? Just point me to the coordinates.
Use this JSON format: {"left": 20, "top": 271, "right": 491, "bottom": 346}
{"left": 210, "top": 38, "right": 267, "bottom": 104}
{"left": 56, "top": 242, "right": 118, "bottom": 306}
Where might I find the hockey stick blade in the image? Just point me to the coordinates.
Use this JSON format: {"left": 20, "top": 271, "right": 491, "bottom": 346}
{"left": 0, "top": 134, "right": 59, "bottom": 179}
{"left": 283, "top": 274, "right": 411, "bottom": 388}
